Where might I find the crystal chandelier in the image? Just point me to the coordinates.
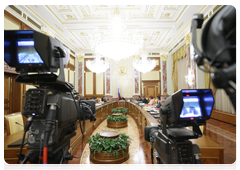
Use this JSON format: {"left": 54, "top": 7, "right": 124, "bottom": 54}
{"left": 86, "top": 56, "right": 110, "bottom": 74}
{"left": 185, "top": 68, "right": 195, "bottom": 86}
{"left": 90, "top": 9, "right": 143, "bottom": 62}
{"left": 133, "top": 52, "right": 156, "bottom": 74}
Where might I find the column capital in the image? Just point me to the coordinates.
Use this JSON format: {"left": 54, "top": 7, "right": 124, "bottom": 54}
{"left": 134, "top": 55, "right": 140, "bottom": 61}
{"left": 78, "top": 56, "right": 83, "bottom": 62}
{"left": 161, "top": 55, "right": 167, "bottom": 61}
{"left": 184, "top": 33, "right": 191, "bottom": 45}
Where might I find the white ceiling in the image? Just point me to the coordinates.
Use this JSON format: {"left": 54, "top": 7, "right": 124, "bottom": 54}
{"left": 10, "top": 5, "right": 215, "bottom": 56}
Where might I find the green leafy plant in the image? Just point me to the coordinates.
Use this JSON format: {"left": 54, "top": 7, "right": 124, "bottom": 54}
{"left": 111, "top": 108, "right": 122, "bottom": 113}
{"left": 107, "top": 115, "right": 128, "bottom": 122}
{"left": 111, "top": 108, "right": 128, "bottom": 113}
{"left": 87, "top": 133, "right": 131, "bottom": 159}
{"left": 121, "top": 108, "right": 128, "bottom": 113}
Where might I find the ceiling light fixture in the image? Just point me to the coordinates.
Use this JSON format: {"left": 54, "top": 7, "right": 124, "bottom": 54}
{"left": 86, "top": 55, "right": 110, "bottom": 74}
{"left": 90, "top": 8, "right": 143, "bottom": 62}
{"left": 133, "top": 52, "right": 156, "bottom": 74}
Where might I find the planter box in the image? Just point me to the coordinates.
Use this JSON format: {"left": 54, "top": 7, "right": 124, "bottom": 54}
{"left": 111, "top": 112, "right": 127, "bottom": 115}
{"left": 90, "top": 146, "right": 129, "bottom": 164}
{"left": 107, "top": 120, "right": 128, "bottom": 128}
{"left": 112, "top": 113, "right": 123, "bottom": 116}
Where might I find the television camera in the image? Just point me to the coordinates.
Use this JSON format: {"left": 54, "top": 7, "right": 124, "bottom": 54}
{"left": 144, "top": 5, "right": 236, "bottom": 164}
{"left": 145, "top": 89, "right": 214, "bottom": 164}
{"left": 4, "top": 30, "right": 96, "bottom": 164}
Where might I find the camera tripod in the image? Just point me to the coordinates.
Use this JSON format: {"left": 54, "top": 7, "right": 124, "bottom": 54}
{"left": 18, "top": 132, "right": 75, "bottom": 164}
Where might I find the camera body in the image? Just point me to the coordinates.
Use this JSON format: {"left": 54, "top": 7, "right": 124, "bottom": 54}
{"left": 4, "top": 30, "right": 96, "bottom": 163}
{"left": 145, "top": 89, "right": 214, "bottom": 164}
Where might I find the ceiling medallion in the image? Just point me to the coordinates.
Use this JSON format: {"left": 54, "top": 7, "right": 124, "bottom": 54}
{"left": 90, "top": 8, "right": 143, "bottom": 62}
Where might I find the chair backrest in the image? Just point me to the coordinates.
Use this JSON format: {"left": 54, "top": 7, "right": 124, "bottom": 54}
{"left": 4, "top": 112, "right": 24, "bottom": 136}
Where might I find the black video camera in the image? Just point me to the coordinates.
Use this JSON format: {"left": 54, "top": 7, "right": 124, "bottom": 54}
{"left": 4, "top": 30, "right": 96, "bottom": 164}
{"left": 145, "top": 89, "right": 214, "bottom": 164}
{"left": 191, "top": 5, "right": 236, "bottom": 110}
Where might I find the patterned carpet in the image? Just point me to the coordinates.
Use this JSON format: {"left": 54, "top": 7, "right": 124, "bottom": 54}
{"left": 80, "top": 116, "right": 140, "bottom": 164}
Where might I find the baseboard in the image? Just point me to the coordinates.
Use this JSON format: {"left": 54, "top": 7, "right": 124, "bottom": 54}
{"left": 211, "top": 110, "right": 236, "bottom": 125}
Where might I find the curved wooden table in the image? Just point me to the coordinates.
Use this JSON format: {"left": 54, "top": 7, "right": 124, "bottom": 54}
{"left": 4, "top": 101, "right": 224, "bottom": 164}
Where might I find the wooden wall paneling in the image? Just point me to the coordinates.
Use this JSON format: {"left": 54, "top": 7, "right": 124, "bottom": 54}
{"left": 94, "top": 109, "right": 101, "bottom": 127}
{"left": 151, "top": 57, "right": 161, "bottom": 71}
{"left": 84, "top": 72, "right": 86, "bottom": 97}
{"left": 146, "top": 85, "right": 155, "bottom": 97}
{"left": 156, "top": 85, "right": 159, "bottom": 97}
{"left": 4, "top": 75, "right": 12, "bottom": 115}
{"left": 142, "top": 115, "right": 145, "bottom": 132}
{"left": 84, "top": 58, "right": 105, "bottom": 98}
{"left": 211, "top": 110, "right": 236, "bottom": 125}
{"left": 135, "top": 108, "right": 138, "bottom": 120}
{"left": 138, "top": 111, "right": 142, "bottom": 126}
{"left": 140, "top": 73, "right": 142, "bottom": 96}
{"left": 93, "top": 73, "right": 96, "bottom": 95}
{"left": 70, "top": 121, "right": 83, "bottom": 151}
{"left": 11, "top": 75, "right": 22, "bottom": 113}
{"left": 159, "top": 71, "right": 161, "bottom": 95}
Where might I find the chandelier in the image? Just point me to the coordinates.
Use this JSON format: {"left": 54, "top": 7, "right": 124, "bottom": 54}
{"left": 86, "top": 56, "right": 110, "bottom": 74}
{"left": 90, "top": 9, "right": 143, "bottom": 62}
{"left": 133, "top": 52, "right": 156, "bottom": 74}
{"left": 185, "top": 68, "right": 195, "bottom": 86}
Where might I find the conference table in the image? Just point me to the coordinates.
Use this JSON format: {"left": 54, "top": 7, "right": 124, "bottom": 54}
{"left": 4, "top": 101, "right": 224, "bottom": 164}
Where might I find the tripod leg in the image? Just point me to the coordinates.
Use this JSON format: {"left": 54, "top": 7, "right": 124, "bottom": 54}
{"left": 20, "top": 150, "right": 34, "bottom": 164}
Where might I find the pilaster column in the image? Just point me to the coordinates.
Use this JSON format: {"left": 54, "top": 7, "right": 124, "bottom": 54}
{"left": 161, "top": 55, "right": 167, "bottom": 94}
{"left": 78, "top": 56, "right": 83, "bottom": 95}
{"left": 106, "top": 58, "right": 111, "bottom": 95}
{"left": 134, "top": 68, "right": 140, "bottom": 94}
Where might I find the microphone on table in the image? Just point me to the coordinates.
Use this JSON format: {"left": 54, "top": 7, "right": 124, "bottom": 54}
{"left": 15, "top": 122, "right": 24, "bottom": 127}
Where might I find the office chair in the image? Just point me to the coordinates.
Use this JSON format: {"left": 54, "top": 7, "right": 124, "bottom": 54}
{"left": 4, "top": 112, "right": 24, "bottom": 136}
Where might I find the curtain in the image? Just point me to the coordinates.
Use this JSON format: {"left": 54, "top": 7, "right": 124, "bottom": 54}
{"left": 178, "top": 57, "right": 188, "bottom": 90}
{"left": 172, "top": 44, "right": 186, "bottom": 92}
{"left": 215, "top": 89, "right": 235, "bottom": 114}
{"left": 173, "top": 61, "right": 178, "bottom": 92}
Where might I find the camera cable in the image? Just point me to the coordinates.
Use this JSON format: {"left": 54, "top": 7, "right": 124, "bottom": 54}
{"left": 43, "top": 105, "right": 57, "bottom": 164}
{"left": 70, "top": 93, "right": 86, "bottom": 159}
{"left": 17, "top": 116, "right": 33, "bottom": 164}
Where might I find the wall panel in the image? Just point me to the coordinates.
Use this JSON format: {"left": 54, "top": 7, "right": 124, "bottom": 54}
{"left": 96, "top": 73, "right": 103, "bottom": 95}
{"left": 86, "top": 72, "right": 93, "bottom": 94}
{"left": 141, "top": 71, "right": 159, "bottom": 80}
{"left": 4, "top": 17, "right": 20, "bottom": 30}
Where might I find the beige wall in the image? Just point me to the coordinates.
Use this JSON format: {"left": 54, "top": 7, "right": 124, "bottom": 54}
{"left": 111, "top": 57, "right": 134, "bottom": 98}
{"left": 86, "top": 72, "right": 93, "bottom": 94}
{"left": 96, "top": 72, "right": 103, "bottom": 94}
{"left": 167, "top": 54, "right": 173, "bottom": 95}
{"left": 141, "top": 71, "right": 159, "bottom": 80}
{"left": 4, "top": 17, "right": 20, "bottom": 30}
{"left": 69, "top": 70, "right": 75, "bottom": 86}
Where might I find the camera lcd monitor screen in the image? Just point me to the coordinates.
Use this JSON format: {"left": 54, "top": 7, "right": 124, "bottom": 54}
{"left": 17, "top": 40, "right": 44, "bottom": 64}
{"left": 180, "top": 96, "right": 203, "bottom": 118}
